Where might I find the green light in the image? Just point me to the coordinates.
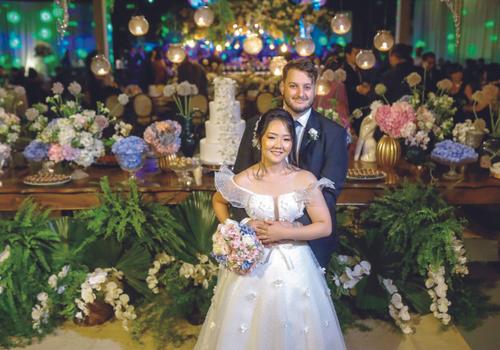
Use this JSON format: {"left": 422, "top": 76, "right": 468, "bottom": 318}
{"left": 148, "top": 0, "right": 154, "bottom": 3}
{"left": 69, "top": 2, "right": 76, "bottom": 9}
{"left": 485, "top": 20, "right": 495, "bottom": 29}
{"left": 40, "top": 10, "right": 52, "bottom": 23}
{"left": 161, "top": 16, "right": 166, "bottom": 21}
{"left": 52, "top": 6, "right": 63, "bottom": 18}
{"left": 490, "top": 34, "right": 498, "bottom": 42}
{"left": 9, "top": 37, "right": 20, "bottom": 49}
{"left": 446, "top": 33, "right": 454, "bottom": 41}
{"left": 0, "top": 55, "right": 8, "bottom": 66}
{"left": 107, "top": 24, "right": 112, "bottom": 30}
{"left": 447, "top": 43, "right": 456, "bottom": 55}
{"left": 39, "top": 28, "right": 52, "bottom": 40}
{"left": 336, "top": 37, "right": 346, "bottom": 47}
{"left": 462, "top": 9, "right": 467, "bottom": 16}
{"left": 319, "top": 36, "right": 328, "bottom": 46}
{"left": 7, "top": 10, "right": 21, "bottom": 24}
{"left": 76, "top": 49, "right": 87, "bottom": 59}
{"left": 415, "top": 40, "right": 426, "bottom": 48}
{"left": 13, "top": 58, "right": 21, "bottom": 67}
{"left": 125, "top": 4, "right": 136, "bottom": 9}
{"left": 69, "top": 21, "right": 78, "bottom": 27}
{"left": 467, "top": 43, "right": 477, "bottom": 56}
{"left": 44, "top": 55, "right": 56, "bottom": 64}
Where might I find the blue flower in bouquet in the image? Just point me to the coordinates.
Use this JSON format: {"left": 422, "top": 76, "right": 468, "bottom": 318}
{"left": 212, "top": 219, "right": 264, "bottom": 275}
{"left": 431, "top": 140, "right": 478, "bottom": 164}
{"left": 23, "top": 140, "right": 49, "bottom": 161}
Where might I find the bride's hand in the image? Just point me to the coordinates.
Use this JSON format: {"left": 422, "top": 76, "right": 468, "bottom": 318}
{"left": 257, "top": 221, "right": 288, "bottom": 245}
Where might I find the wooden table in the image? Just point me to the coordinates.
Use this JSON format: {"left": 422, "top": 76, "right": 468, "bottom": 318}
{"left": 1, "top": 161, "right": 499, "bottom": 212}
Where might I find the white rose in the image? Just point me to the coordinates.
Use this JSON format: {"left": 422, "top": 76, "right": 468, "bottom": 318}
{"left": 52, "top": 82, "right": 64, "bottom": 95}
{"left": 68, "top": 81, "right": 82, "bottom": 96}
{"left": 163, "top": 84, "right": 177, "bottom": 97}
{"left": 25, "top": 108, "right": 39, "bottom": 121}
{"left": 118, "top": 93, "right": 129, "bottom": 105}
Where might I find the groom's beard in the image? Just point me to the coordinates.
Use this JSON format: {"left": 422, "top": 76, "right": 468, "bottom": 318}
{"left": 283, "top": 95, "right": 314, "bottom": 115}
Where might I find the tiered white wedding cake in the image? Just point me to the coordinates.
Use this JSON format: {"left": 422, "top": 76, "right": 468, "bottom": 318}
{"left": 200, "top": 77, "right": 245, "bottom": 165}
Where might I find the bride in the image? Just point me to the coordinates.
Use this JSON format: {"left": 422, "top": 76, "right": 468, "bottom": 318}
{"left": 194, "top": 108, "right": 346, "bottom": 350}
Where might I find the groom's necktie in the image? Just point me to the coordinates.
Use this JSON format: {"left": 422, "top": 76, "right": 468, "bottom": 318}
{"left": 294, "top": 119, "right": 302, "bottom": 162}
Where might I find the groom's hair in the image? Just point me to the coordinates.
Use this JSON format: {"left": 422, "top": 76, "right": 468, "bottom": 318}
{"left": 282, "top": 58, "right": 318, "bottom": 84}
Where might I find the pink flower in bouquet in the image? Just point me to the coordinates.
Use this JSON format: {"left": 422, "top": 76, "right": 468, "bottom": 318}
{"left": 375, "top": 101, "right": 416, "bottom": 138}
{"left": 94, "top": 115, "right": 109, "bottom": 131}
{"left": 48, "top": 144, "right": 64, "bottom": 162}
{"left": 143, "top": 120, "right": 181, "bottom": 155}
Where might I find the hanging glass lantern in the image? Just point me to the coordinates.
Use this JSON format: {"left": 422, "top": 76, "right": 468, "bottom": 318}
{"left": 373, "top": 30, "right": 394, "bottom": 52}
{"left": 128, "top": 16, "right": 149, "bottom": 36}
{"left": 194, "top": 6, "right": 214, "bottom": 27}
{"left": 316, "top": 78, "right": 331, "bottom": 96}
{"left": 167, "top": 44, "right": 186, "bottom": 64}
{"left": 355, "top": 49, "right": 376, "bottom": 70}
{"left": 295, "top": 37, "right": 315, "bottom": 57}
{"left": 90, "top": 54, "right": 111, "bottom": 76}
{"left": 269, "top": 56, "right": 287, "bottom": 76}
{"left": 330, "top": 12, "right": 351, "bottom": 35}
{"left": 243, "top": 34, "right": 263, "bottom": 55}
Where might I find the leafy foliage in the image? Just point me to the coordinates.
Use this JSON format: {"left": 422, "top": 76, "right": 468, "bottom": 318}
{"left": 361, "top": 181, "right": 464, "bottom": 279}
{"left": 0, "top": 199, "right": 60, "bottom": 348}
{"left": 75, "top": 177, "right": 185, "bottom": 255}
{"left": 170, "top": 191, "right": 218, "bottom": 263}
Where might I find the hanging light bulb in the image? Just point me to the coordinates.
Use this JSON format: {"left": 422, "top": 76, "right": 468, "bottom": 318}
{"left": 280, "top": 43, "right": 288, "bottom": 53}
{"left": 194, "top": 6, "right": 214, "bottom": 27}
{"left": 330, "top": 12, "right": 351, "bottom": 35}
{"left": 295, "top": 37, "right": 315, "bottom": 57}
{"left": 355, "top": 49, "right": 376, "bottom": 70}
{"left": 128, "top": 16, "right": 149, "bottom": 36}
{"left": 243, "top": 33, "right": 263, "bottom": 55}
{"left": 90, "top": 54, "right": 111, "bottom": 76}
{"left": 167, "top": 44, "right": 186, "bottom": 64}
{"left": 373, "top": 30, "right": 394, "bottom": 52}
{"left": 269, "top": 56, "right": 287, "bottom": 76}
{"left": 316, "top": 78, "right": 331, "bottom": 96}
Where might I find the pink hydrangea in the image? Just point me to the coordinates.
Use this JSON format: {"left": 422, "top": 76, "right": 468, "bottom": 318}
{"left": 61, "top": 145, "right": 80, "bottom": 161}
{"left": 375, "top": 101, "right": 416, "bottom": 138}
{"left": 48, "top": 144, "right": 64, "bottom": 162}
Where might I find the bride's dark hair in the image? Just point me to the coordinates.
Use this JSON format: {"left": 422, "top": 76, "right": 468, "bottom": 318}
{"left": 253, "top": 108, "right": 298, "bottom": 178}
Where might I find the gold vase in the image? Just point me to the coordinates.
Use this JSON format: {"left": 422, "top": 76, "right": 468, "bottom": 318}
{"left": 376, "top": 135, "right": 401, "bottom": 168}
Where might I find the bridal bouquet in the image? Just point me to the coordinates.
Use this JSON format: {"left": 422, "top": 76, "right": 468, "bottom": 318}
{"left": 212, "top": 219, "right": 264, "bottom": 275}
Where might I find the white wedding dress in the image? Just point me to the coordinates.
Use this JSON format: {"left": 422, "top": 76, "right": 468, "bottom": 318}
{"left": 194, "top": 167, "right": 346, "bottom": 350}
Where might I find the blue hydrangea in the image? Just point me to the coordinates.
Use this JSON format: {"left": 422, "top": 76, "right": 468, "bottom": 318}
{"left": 23, "top": 140, "right": 49, "bottom": 162}
{"left": 111, "top": 136, "right": 148, "bottom": 155}
{"left": 240, "top": 224, "right": 256, "bottom": 236}
{"left": 431, "top": 140, "right": 478, "bottom": 164}
{"left": 241, "top": 260, "right": 252, "bottom": 271}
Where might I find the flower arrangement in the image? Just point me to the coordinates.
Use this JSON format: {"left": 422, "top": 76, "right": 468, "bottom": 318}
{"left": 373, "top": 100, "right": 416, "bottom": 138}
{"left": 143, "top": 120, "right": 182, "bottom": 155}
{"left": 431, "top": 140, "right": 478, "bottom": 164}
{"left": 0, "top": 85, "right": 26, "bottom": 114}
{"left": 329, "top": 254, "right": 371, "bottom": 298}
{"left": 212, "top": 219, "right": 264, "bottom": 275}
{"left": 0, "top": 143, "right": 11, "bottom": 164}
{"left": 0, "top": 107, "right": 21, "bottom": 147}
{"left": 452, "top": 119, "right": 489, "bottom": 145}
{"left": 383, "top": 278, "right": 413, "bottom": 334}
{"left": 111, "top": 136, "right": 148, "bottom": 172}
{"left": 23, "top": 82, "right": 132, "bottom": 168}
{"left": 163, "top": 81, "right": 199, "bottom": 119}
{"left": 471, "top": 83, "right": 499, "bottom": 137}
{"left": 74, "top": 267, "right": 136, "bottom": 330}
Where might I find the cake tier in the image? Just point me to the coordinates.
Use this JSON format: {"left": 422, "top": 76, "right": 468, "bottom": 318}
{"left": 209, "top": 100, "right": 241, "bottom": 123}
{"left": 200, "top": 138, "right": 237, "bottom": 165}
{"left": 213, "top": 76, "right": 236, "bottom": 101}
{"left": 204, "top": 119, "right": 245, "bottom": 143}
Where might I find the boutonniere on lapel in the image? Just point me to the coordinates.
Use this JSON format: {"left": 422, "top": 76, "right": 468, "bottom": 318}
{"left": 307, "top": 128, "right": 319, "bottom": 142}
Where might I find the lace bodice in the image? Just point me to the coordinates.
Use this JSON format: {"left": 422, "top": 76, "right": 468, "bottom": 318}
{"left": 215, "top": 166, "right": 335, "bottom": 223}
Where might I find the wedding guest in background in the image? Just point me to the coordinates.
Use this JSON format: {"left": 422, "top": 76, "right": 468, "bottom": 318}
{"left": 380, "top": 43, "right": 417, "bottom": 103}
{"left": 177, "top": 56, "right": 208, "bottom": 96}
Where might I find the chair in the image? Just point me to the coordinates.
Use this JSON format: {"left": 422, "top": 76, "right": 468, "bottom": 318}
{"left": 105, "top": 95, "right": 125, "bottom": 118}
{"left": 133, "top": 94, "right": 153, "bottom": 125}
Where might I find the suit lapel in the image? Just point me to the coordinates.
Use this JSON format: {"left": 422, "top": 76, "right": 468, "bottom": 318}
{"left": 299, "top": 111, "right": 321, "bottom": 167}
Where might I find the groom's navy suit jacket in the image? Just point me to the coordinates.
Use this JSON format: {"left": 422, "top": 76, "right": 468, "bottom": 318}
{"left": 233, "top": 110, "right": 349, "bottom": 267}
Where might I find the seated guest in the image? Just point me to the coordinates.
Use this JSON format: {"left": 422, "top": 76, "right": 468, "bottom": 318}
{"left": 419, "top": 51, "right": 442, "bottom": 94}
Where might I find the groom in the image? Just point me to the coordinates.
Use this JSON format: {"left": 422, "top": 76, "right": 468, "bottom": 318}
{"left": 233, "top": 58, "right": 348, "bottom": 267}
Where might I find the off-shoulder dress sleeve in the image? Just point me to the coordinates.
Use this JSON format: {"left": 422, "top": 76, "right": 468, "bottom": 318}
{"left": 214, "top": 166, "right": 250, "bottom": 208}
{"left": 294, "top": 178, "right": 336, "bottom": 204}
